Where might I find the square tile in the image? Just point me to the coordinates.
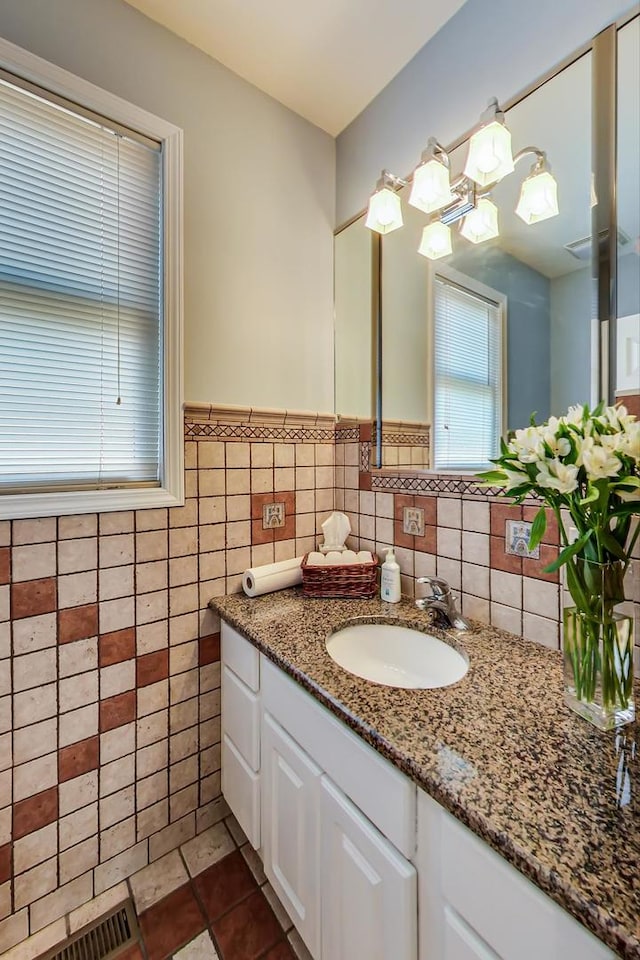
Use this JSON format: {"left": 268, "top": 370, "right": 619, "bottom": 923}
{"left": 130, "top": 849, "right": 188, "bottom": 913}
{"left": 139, "top": 883, "right": 206, "bottom": 960}
{"left": 212, "top": 889, "right": 282, "bottom": 960}
{"left": 181, "top": 822, "right": 235, "bottom": 878}
{"left": 194, "top": 849, "right": 256, "bottom": 921}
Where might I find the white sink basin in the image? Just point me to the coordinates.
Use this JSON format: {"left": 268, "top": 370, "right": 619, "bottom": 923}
{"left": 326, "top": 622, "right": 468, "bottom": 689}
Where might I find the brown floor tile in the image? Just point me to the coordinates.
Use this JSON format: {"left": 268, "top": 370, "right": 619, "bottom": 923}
{"left": 194, "top": 849, "right": 257, "bottom": 922}
{"left": 213, "top": 890, "right": 282, "bottom": 960}
{"left": 117, "top": 945, "right": 144, "bottom": 960}
{"left": 139, "top": 882, "right": 205, "bottom": 960}
{"left": 261, "top": 940, "right": 296, "bottom": 959}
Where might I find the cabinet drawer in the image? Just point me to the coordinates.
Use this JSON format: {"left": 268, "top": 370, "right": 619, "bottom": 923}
{"left": 222, "top": 734, "right": 260, "bottom": 849}
{"left": 222, "top": 665, "right": 260, "bottom": 771}
{"left": 221, "top": 621, "right": 259, "bottom": 691}
{"left": 262, "top": 656, "right": 415, "bottom": 858}
{"left": 440, "top": 808, "right": 613, "bottom": 960}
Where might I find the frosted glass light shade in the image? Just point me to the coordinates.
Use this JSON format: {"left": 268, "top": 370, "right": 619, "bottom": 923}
{"left": 460, "top": 198, "right": 499, "bottom": 244}
{"left": 409, "top": 159, "right": 454, "bottom": 214}
{"left": 515, "top": 170, "right": 559, "bottom": 224}
{"left": 464, "top": 120, "right": 514, "bottom": 186}
{"left": 418, "top": 221, "right": 452, "bottom": 260}
{"left": 365, "top": 187, "right": 403, "bottom": 234}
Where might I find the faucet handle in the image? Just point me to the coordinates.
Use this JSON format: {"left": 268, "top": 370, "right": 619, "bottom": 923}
{"left": 416, "top": 576, "right": 451, "bottom": 598}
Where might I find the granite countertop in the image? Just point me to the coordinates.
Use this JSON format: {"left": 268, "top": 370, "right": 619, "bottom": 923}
{"left": 209, "top": 589, "right": 640, "bottom": 959}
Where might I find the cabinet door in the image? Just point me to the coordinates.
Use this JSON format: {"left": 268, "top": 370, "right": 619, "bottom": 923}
{"left": 321, "top": 775, "right": 417, "bottom": 960}
{"left": 262, "top": 712, "right": 322, "bottom": 959}
{"left": 222, "top": 734, "right": 260, "bottom": 849}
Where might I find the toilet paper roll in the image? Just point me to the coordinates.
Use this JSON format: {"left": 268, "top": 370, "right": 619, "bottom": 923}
{"left": 242, "top": 557, "right": 304, "bottom": 598}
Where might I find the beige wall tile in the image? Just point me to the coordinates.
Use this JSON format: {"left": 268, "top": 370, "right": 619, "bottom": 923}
{"left": 137, "top": 799, "right": 169, "bottom": 841}
{"left": 100, "top": 534, "right": 134, "bottom": 568}
{"left": 99, "top": 565, "right": 134, "bottom": 601}
{"left": 137, "top": 711, "right": 168, "bottom": 749}
{"left": 169, "top": 585, "right": 199, "bottom": 618}
{"left": 13, "top": 519, "right": 56, "bottom": 546}
{"left": 94, "top": 841, "right": 148, "bottom": 896}
{"left": 199, "top": 524, "right": 224, "bottom": 553}
{"left": 170, "top": 755, "right": 198, "bottom": 793}
{"left": 137, "top": 620, "right": 168, "bottom": 656}
{"left": 462, "top": 531, "right": 490, "bottom": 566}
{"left": 59, "top": 836, "right": 99, "bottom": 885}
{"left": 170, "top": 784, "right": 198, "bottom": 821}
{"left": 136, "top": 531, "right": 169, "bottom": 563}
{"left": 462, "top": 500, "right": 491, "bottom": 533}
{"left": 149, "top": 815, "right": 194, "bottom": 862}
{"left": 58, "top": 771, "right": 98, "bottom": 817}
{"left": 58, "top": 515, "right": 97, "bottom": 540}
{"left": 169, "top": 615, "right": 199, "bottom": 648}
{"left": 13, "top": 649, "right": 56, "bottom": 693}
{"left": 225, "top": 470, "right": 250, "bottom": 496}
{"left": 13, "top": 753, "right": 57, "bottom": 802}
{"left": 59, "top": 703, "right": 98, "bottom": 749}
{"left": 170, "top": 698, "right": 199, "bottom": 735}
{"left": 59, "top": 803, "right": 98, "bottom": 852}
{"left": 135, "top": 509, "right": 168, "bottom": 532}
{"left": 169, "top": 727, "right": 197, "bottom": 764}
{"left": 99, "top": 785, "right": 135, "bottom": 830}
{"left": 198, "top": 443, "right": 224, "bottom": 469}
{"left": 59, "top": 672, "right": 98, "bottom": 714}
{"left": 12, "top": 544, "right": 56, "bottom": 583}
{"left": 226, "top": 521, "right": 250, "bottom": 549}
{"left": 100, "top": 513, "right": 134, "bottom": 536}
{"left": 199, "top": 471, "right": 225, "bottom": 497}
{"left": 1, "top": 914, "right": 64, "bottom": 958}
{"left": 136, "top": 591, "right": 169, "bottom": 626}
{"left": 136, "top": 561, "right": 168, "bottom": 594}
{"left": 437, "top": 498, "right": 462, "bottom": 529}
{"left": 137, "top": 771, "right": 168, "bottom": 813}
{"left": 101, "top": 816, "right": 135, "bottom": 861}
{"left": 491, "top": 602, "right": 523, "bottom": 635}
{"left": 13, "top": 718, "right": 57, "bottom": 766}
{"left": 99, "top": 597, "right": 135, "bottom": 634}
{"left": 169, "top": 528, "right": 198, "bottom": 558}
{"left": 251, "top": 544, "right": 274, "bottom": 567}
{"left": 58, "top": 571, "right": 97, "bottom": 609}
{"left": 100, "top": 755, "right": 135, "bottom": 799}
{"left": 137, "top": 740, "right": 168, "bottom": 780}
{"left": 14, "top": 823, "right": 57, "bottom": 875}
{"left": 30, "top": 872, "right": 93, "bottom": 933}
{"left": 59, "top": 638, "right": 98, "bottom": 679}
{"left": 169, "top": 556, "right": 198, "bottom": 588}
{"left": 170, "top": 670, "right": 198, "bottom": 706}
{"left": 523, "top": 612, "right": 560, "bottom": 649}
{"left": 0, "top": 587, "right": 8, "bottom": 624}
{"left": 58, "top": 538, "right": 98, "bottom": 575}
{"left": 137, "top": 680, "right": 169, "bottom": 717}
{"left": 13, "top": 858, "right": 57, "bottom": 910}
{"left": 101, "top": 723, "right": 135, "bottom": 765}
{"left": 169, "top": 500, "right": 198, "bottom": 529}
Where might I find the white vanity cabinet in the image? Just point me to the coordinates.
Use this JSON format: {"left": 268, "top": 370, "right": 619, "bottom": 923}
{"left": 220, "top": 619, "right": 615, "bottom": 960}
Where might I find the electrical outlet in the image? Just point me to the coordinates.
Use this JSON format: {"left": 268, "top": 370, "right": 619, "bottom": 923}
{"left": 505, "top": 519, "right": 540, "bottom": 559}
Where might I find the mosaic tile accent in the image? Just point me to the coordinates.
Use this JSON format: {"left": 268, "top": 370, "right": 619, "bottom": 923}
{"left": 185, "top": 422, "right": 335, "bottom": 443}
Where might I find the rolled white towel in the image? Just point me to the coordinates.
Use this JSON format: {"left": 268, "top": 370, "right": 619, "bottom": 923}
{"left": 306, "top": 552, "right": 326, "bottom": 566}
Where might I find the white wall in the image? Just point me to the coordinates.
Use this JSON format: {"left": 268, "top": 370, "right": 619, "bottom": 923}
{"left": 0, "top": 0, "right": 335, "bottom": 412}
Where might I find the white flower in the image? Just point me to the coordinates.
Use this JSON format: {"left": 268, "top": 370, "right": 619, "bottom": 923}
{"left": 620, "top": 421, "right": 640, "bottom": 463}
{"left": 536, "top": 460, "right": 579, "bottom": 494}
{"left": 564, "top": 405, "right": 587, "bottom": 427}
{"left": 540, "top": 421, "right": 571, "bottom": 457}
{"left": 579, "top": 436, "right": 622, "bottom": 480}
{"left": 503, "top": 469, "right": 529, "bottom": 492}
{"left": 511, "top": 426, "right": 544, "bottom": 463}
{"left": 604, "top": 403, "right": 634, "bottom": 430}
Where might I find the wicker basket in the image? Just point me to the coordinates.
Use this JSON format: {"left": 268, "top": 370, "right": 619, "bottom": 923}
{"left": 301, "top": 552, "right": 378, "bottom": 599}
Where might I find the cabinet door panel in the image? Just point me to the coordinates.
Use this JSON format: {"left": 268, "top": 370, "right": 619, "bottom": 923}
{"left": 222, "top": 734, "right": 260, "bottom": 849}
{"left": 321, "top": 776, "right": 416, "bottom": 960}
{"left": 222, "top": 665, "right": 260, "bottom": 770}
{"left": 262, "top": 712, "right": 321, "bottom": 958}
{"left": 443, "top": 907, "right": 500, "bottom": 960}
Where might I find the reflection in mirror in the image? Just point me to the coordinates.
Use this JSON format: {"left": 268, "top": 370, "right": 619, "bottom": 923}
{"left": 380, "top": 49, "right": 593, "bottom": 471}
{"left": 334, "top": 220, "right": 373, "bottom": 420}
{"left": 616, "top": 17, "right": 640, "bottom": 417}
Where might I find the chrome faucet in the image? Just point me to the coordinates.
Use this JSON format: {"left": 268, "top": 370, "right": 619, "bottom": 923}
{"left": 415, "top": 577, "right": 470, "bottom": 630}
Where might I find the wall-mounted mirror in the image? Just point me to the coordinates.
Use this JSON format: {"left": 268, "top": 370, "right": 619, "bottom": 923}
{"left": 334, "top": 14, "right": 640, "bottom": 470}
{"left": 380, "top": 46, "right": 594, "bottom": 471}
{"left": 616, "top": 17, "right": 640, "bottom": 414}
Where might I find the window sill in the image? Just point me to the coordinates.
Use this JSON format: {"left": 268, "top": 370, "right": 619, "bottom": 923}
{"left": 0, "top": 484, "right": 184, "bottom": 521}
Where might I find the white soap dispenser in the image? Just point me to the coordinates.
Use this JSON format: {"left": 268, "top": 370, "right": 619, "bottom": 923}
{"left": 380, "top": 547, "right": 401, "bottom": 603}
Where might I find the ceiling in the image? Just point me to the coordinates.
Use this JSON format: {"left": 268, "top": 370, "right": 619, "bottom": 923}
{"left": 122, "top": 0, "right": 468, "bottom": 135}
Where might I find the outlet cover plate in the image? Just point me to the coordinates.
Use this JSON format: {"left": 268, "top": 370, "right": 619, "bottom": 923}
{"left": 505, "top": 520, "right": 540, "bottom": 559}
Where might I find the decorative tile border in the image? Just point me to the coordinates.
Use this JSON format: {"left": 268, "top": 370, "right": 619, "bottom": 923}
{"left": 335, "top": 426, "right": 359, "bottom": 441}
{"left": 184, "top": 403, "right": 336, "bottom": 443}
{"left": 370, "top": 471, "right": 503, "bottom": 500}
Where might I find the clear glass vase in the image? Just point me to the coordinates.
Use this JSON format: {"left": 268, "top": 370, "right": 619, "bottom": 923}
{"left": 563, "top": 559, "right": 635, "bottom": 731}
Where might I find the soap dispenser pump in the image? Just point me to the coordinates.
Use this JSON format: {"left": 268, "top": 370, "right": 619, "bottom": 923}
{"left": 380, "top": 548, "right": 401, "bottom": 603}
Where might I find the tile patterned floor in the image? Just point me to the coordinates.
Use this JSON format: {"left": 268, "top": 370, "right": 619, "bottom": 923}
{"left": 122, "top": 814, "right": 312, "bottom": 960}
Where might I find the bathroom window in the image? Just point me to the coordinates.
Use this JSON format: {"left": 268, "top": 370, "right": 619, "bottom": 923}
{"left": 0, "top": 39, "right": 183, "bottom": 519}
{"left": 431, "top": 270, "right": 506, "bottom": 471}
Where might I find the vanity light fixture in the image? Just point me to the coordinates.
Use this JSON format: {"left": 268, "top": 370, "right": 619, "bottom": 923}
{"left": 365, "top": 96, "right": 559, "bottom": 253}
{"left": 515, "top": 156, "right": 559, "bottom": 224}
{"left": 409, "top": 138, "right": 454, "bottom": 214}
{"left": 417, "top": 220, "right": 453, "bottom": 260}
{"left": 365, "top": 169, "right": 406, "bottom": 234}
{"left": 464, "top": 97, "right": 514, "bottom": 187}
{"left": 460, "top": 197, "right": 500, "bottom": 244}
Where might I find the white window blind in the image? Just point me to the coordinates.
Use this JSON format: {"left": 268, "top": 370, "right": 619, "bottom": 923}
{"left": 0, "top": 72, "right": 162, "bottom": 493}
{"left": 433, "top": 276, "right": 503, "bottom": 471}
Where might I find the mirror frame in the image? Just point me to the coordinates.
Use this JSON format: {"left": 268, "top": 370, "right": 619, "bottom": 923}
{"left": 334, "top": 10, "right": 639, "bottom": 471}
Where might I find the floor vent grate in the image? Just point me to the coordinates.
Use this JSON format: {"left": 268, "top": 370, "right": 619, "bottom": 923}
{"left": 42, "top": 901, "right": 139, "bottom": 960}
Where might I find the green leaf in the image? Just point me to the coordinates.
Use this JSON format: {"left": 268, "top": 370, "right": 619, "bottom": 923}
{"left": 599, "top": 527, "right": 627, "bottom": 560}
{"left": 578, "top": 484, "right": 599, "bottom": 507}
{"left": 544, "top": 530, "right": 592, "bottom": 573}
{"left": 528, "top": 507, "right": 547, "bottom": 553}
